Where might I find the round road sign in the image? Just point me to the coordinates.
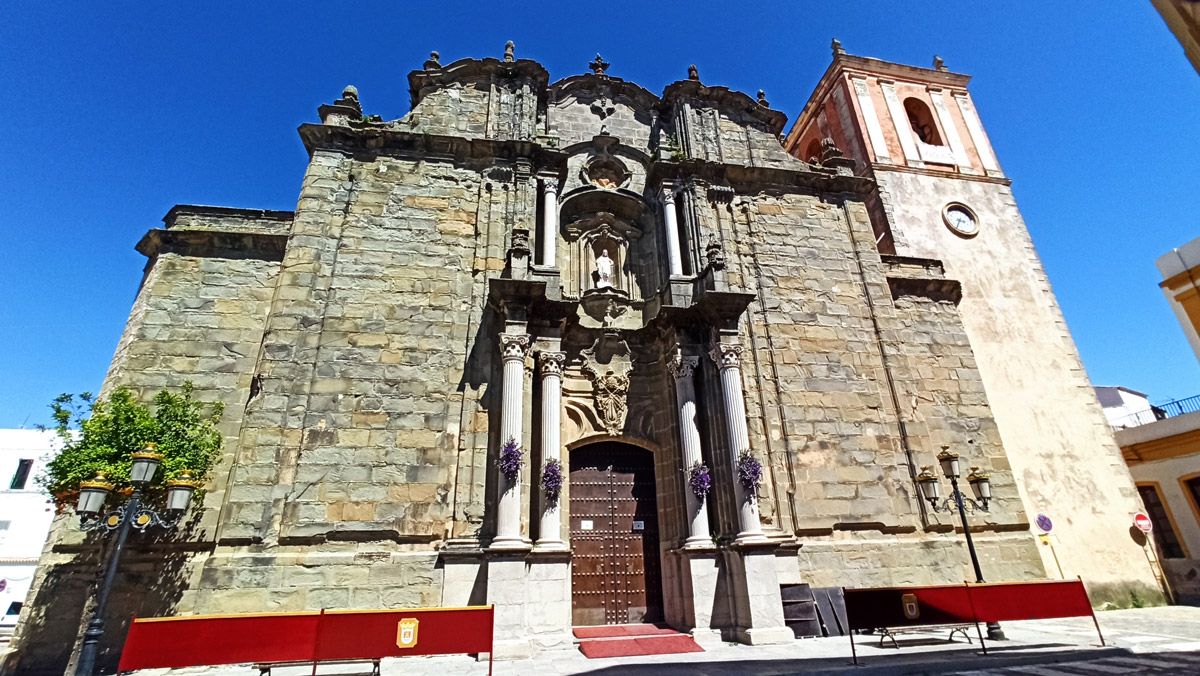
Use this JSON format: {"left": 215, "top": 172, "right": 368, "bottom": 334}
{"left": 1035, "top": 513, "right": 1053, "bottom": 533}
{"left": 1134, "top": 512, "right": 1153, "bottom": 533}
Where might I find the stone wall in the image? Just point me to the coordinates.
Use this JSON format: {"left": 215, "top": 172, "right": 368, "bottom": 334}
{"left": 874, "top": 168, "right": 1162, "bottom": 603}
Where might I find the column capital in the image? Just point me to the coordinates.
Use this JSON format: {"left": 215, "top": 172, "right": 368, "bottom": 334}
{"left": 667, "top": 351, "right": 699, "bottom": 380}
{"left": 661, "top": 187, "right": 676, "bottom": 204}
{"left": 500, "top": 334, "right": 532, "bottom": 362}
{"left": 537, "top": 351, "right": 566, "bottom": 376}
{"left": 542, "top": 177, "right": 559, "bottom": 194}
{"left": 709, "top": 342, "right": 743, "bottom": 370}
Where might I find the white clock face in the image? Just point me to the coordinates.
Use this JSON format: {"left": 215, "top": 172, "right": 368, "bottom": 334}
{"left": 944, "top": 204, "right": 979, "bottom": 236}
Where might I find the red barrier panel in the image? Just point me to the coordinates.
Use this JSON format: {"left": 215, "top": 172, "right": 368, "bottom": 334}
{"left": 117, "top": 606, "right": 494, "bottom": 673}
{"left": 842, "top": 578, "right": 1103, "bottom": 666}
{"left": 118, "top": 612, "right": 320, "bottom": 671}
{"left": 315, "top": 607, "right": 493, "bottom": 660}
{"left": 967, "top": 580, "right": 1094, "bottom": 623}
{"left": 844, "top": 584, "right": 975, "bottom": 631}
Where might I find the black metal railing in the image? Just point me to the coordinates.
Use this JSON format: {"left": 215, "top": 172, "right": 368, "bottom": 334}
{"left": 1112, "top": 394, "right": 1200, "bottom": 428}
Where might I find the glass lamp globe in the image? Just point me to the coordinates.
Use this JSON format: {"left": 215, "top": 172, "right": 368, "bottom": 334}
{"left": 937, "top": 447, "right": 961, "bottom": 479}
{"left": 130, "top": 443, "right": 163, "bottom": 485}
{"left": 76, "top": 474, "right": 115, "bottom": 516}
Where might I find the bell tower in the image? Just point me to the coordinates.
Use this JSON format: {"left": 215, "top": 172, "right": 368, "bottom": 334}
{"left": 784, "top": 41, "right": 1161, "bottom": 603}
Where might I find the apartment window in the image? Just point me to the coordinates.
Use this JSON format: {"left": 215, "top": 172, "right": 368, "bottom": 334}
{"left": 1137, "top": 484, "right": 1185, "bottom": 559}
{"left": 1186, "top": 477, "right": 1200, "bottom": 524}
{"left": 9, "top": 459, "right": 33, "bottom": 490}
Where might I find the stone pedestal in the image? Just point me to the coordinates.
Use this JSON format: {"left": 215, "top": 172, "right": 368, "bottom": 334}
{"left": 439, "top": 548, "right": 485, "bottom": 608}
{"left": 672, "top": 546, "right": 721, "bottom": 639}
{"left": 727, "top": 543, "right": 792, "bottom": 646}
{"left": 524, "top": 551, "right": 574, "bottom": 651}
{"left": 485, "top": 553, "right": 535, "bottom": 659}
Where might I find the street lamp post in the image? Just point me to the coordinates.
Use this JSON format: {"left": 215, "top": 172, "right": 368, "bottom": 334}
{"left": 915, "top": 444, "right": 1006, "bottom": 641}
{"left": 72, "top": 445, "right": 199, "bottom": 676}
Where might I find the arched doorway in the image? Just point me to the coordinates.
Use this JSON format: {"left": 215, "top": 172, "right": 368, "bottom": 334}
{"left": 569, "top": 441, "right": 663, "bottom": 626}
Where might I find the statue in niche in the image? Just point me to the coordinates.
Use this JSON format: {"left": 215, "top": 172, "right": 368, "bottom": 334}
{"left": 595, "top": 249, "right": 615, "bottom": 288}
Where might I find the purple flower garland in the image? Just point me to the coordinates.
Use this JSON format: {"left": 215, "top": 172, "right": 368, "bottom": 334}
{"left": 541, "top": 458, "right": 564, "bottom": 506}
{"left": 687, "top": 461, "right": 712, "bottom": 502}
{"left": 499, "top": 437, "right": 522, "bottom": 488}
{"left": 736, "top": 449, "right": 762, "bottom": 498}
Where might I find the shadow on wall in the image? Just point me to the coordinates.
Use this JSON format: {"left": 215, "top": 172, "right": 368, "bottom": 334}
{"left": 9, "top": 514, "right": 204, "bottom": 676}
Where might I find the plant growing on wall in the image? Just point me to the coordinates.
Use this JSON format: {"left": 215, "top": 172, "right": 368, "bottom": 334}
{"left": 687, "top": 461, "right": 712, "bottom": 502}
{"left": 541, "top": 458, "right": 564, "bottom": 507}
{"left": 498, "top": 437, "right": 523, "bottom": 488}
{"left": 39, "top": 383, "right": 224, "bottom": 507}
{"left": 735, "top": 449, "right": 763, "bottom": 499}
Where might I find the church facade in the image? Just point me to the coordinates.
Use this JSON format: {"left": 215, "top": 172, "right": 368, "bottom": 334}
{"left": 11, "top": 43, "right": 1161, "bottom": 671}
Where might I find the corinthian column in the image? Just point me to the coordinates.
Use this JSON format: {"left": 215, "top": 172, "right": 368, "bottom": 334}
{"left": 668, "top": 350, "right": 711, "bottom": 547}
{"left": 710, "top": 342, "right": 767, "bottom": 544}
{"left": 541, "top": 178, "right": 559, "bottom": 268}
{"left": 492, "top": 333, "right": 531, "bottom": 550}
{"left": 662, "top": 188, "right": 684, "bottom": 277}
{"left": 535, "top": 351, "right": 567, "bottom": 550}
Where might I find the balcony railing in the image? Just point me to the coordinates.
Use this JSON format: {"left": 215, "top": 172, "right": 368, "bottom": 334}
{"left": 1112, "top": 394, "right": 1200, "bottom": 429}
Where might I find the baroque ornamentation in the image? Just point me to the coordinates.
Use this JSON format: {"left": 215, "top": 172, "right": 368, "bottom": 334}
{"left": 666, "top": 351, "right": 698, "bottom": 380}
{"left": 509, "top": 227, "right": 531, "bottom": 257}
{"left": 705, "top": 237, "right": 726, "bottom": 271}
{"left": 538, "top": 351, "right": 566, "bottom": 377}
{"left": 591, "top": 370, "right": 630, "bottom": 435}
{"left": 709, "top": 342, "right": 743, "bottom": 369}
{"left": 500, "top": 334, "right": 531, "bottom": 362}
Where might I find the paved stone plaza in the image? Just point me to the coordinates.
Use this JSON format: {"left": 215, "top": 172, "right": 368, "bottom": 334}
{"left": 111, "top": 607, "right": 1200, "bottom": 675}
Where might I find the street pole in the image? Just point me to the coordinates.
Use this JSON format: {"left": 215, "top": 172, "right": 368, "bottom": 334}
{"left": 951, "top": 476, "right": 1005, "bottom": 641}
{"left": 75, "top": 488, "right": 141, "bottom": 676}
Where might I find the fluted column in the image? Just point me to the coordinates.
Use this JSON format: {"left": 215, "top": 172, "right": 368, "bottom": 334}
{"left": 493, "top": 333, "right": 531, "bottom": 550}
{"left": 662, "top": 187, "right": 684, "bottom": 277}
{"left": 669, "top": 351, "right": 711, "bottom": 547}
{"left": 535, "top": 351, "right": 567, "bottom": 550}
{"left": 541, "top": 178, "right": 559, "bottom": 268}
{"left": 710, "top": 342, "right": 767, "bottom": 543}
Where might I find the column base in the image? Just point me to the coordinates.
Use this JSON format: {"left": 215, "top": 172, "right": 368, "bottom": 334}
{"left": 488, "top": 538, "right": 533, "bottom": 552}
{"left": 489, "top": 638, "right": 535, "bottom": 660}
{"left": 532, "top": 540, "right": 569, "bottom": 553}
{"left": 733, "top": 625, "right": 795, "bottom": 645}
{"left": 683, "top": 535, "right": 715, "bottom": 549}
{"left": 734, "top": 532, "right": 769, "bottom": 546}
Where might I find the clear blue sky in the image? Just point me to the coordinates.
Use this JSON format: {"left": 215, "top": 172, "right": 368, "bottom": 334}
{"left": 1, "top": 2, "right": 1197, "bottom": 427}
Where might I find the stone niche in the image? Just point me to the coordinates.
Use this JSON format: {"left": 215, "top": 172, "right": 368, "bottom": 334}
{"left": 559, "top": 136, "right": 660, "bottom": 331}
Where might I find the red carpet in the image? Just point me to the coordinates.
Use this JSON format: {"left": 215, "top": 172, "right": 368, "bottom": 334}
{"left": 574, "top": 624, "right": 705, "bottom": 659}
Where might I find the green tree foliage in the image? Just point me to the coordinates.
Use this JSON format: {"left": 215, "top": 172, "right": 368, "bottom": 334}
{"left": 40, "top": 383, "right": 224, "bottom": 506}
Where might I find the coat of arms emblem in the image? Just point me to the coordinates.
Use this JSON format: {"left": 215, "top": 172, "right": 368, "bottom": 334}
{"left": 396, "top": 618, "right": 419, "bottom": 648}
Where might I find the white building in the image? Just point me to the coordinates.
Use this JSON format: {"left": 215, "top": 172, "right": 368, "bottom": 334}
{"left": 1157, "top": 235, "right": 1200, "bottom": 363}
{"left": 1095, "top": 386, "right": 1164, "bottom": 429}
{"left": 0, "top": 431, "right": 59, "bottom": 641}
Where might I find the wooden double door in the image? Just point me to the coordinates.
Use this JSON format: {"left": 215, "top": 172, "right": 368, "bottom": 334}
{"left": 569, "top": 443, "right": 663, "bottom": 626}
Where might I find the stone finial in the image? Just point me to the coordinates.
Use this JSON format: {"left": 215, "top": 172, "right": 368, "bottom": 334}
{"left": 424, "top": 51, "right": 441, "bottom": 70}
{"left": 589, "top": 53, "right": 610, "bottom": 75}
{"left": 341, "top": 85, "right": 359, "bottom": 103}
{"left": 819, "top": 137, "right": 844, "bottom": 162}
{"left": 831, "top": 38, "right": 845, "bottom": 56}
{"left": 688, "top": 64, "right": 699, "bottom": 81}
{"left": 757, "top": 89, "right": 769, "bottom": 107}
{"left": 933, "top": 55, "right": 947, "bottom": 72}
{"left": 504, "top": 40, "right": 515, "bottom": 63}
